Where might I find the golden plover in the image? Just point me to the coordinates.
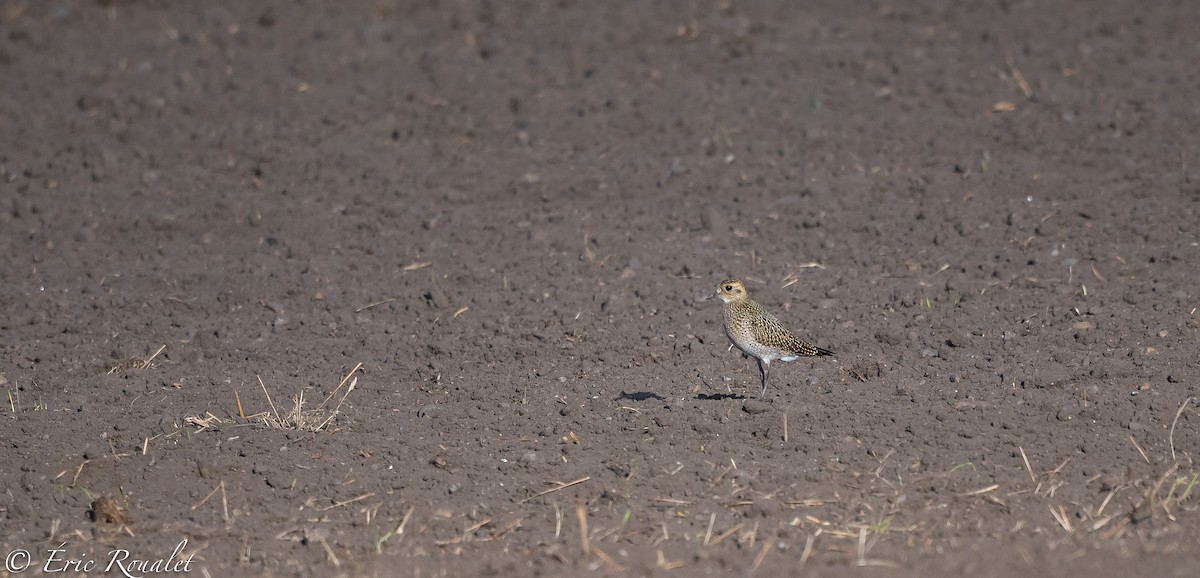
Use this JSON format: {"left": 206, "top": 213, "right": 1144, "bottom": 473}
{"left": 714, "top": 278, "right": 834, "bottom": 399}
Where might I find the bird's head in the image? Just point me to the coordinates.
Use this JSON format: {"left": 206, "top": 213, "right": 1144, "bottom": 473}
{"left": 715, "top": 279, "right": 748, "bottom": 304}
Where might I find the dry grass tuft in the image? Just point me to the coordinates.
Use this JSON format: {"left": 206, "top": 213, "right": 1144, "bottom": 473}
{"left": 91, "top": 494, "right": 133, "bottom": 526}
{"left": 107, "top": 344, "right": 167, "bottom": 373}
{"left": 256, "top": 363, "right": 362, "bottom": 431}
{"left": 184, "top": 412, "right": 224, "bottom": 432}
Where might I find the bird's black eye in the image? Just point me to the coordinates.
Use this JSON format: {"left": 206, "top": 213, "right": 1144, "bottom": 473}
{"left": 724, "top": 285, "right": 733, "bottom": 291}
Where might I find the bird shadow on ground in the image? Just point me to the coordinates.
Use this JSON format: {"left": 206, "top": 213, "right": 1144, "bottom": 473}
{"left": 696, "top": 392, "right": 745, "bottom": 401}
{"left": 616, "top": 391, "right": 665, "bottom": 402}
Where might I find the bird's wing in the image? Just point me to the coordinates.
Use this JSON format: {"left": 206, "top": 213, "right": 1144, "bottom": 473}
{"left": 751, "top": 310, "right": 828, "bottom": 356}
{"left": 749, "top": 309, "right": 789, "bottom": 343}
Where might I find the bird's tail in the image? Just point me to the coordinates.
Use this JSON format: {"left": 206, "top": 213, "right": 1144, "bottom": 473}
{"left": 814, "top": 345, "right": 835, "bottom": 356}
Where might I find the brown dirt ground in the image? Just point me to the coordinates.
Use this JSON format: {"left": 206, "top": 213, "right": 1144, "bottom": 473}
{"left": 2, "top": 1, "right": 1199, "bottom": 576}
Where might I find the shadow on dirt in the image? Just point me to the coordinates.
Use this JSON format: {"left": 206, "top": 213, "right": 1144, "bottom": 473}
{"left": 696, "top": 392, "right": 745, "bottom": 401}
{"left": 617, "top": 391, "right": 666, "bottom": 402}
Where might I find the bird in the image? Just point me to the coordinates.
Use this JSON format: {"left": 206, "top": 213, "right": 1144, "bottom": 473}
{"left": 714, "top": 278, "right": 834, "bottom": 399}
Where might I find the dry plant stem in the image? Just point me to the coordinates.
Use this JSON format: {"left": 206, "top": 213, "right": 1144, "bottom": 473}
{"left": 144, "top": 344, "right": 167, "bottom": 365}
{"left": 520, "top": 476, "right": 590, "bottom": 504}
{"left": 70, "top": 459, "right": 90, "bottom": 488}
{"left": 1019, "top": 446, "right": 1037, "bottom": 482}
{"left": 316, "top": 376, "right": 358, "bottom": 431}
{"left": 192, "top": 480, "right": 230, "bottom": 523}
{"left": 1049, "top": 504, "right": 1073, "bottom": 532}
{"left": 1129, "top": 435, "right": 1151, "bottom": 464}
{"left": 317, "top": 362, "right": 364, "bottom": 410}
{"left": 656, "top": 549, "right": 685, "bottom": 571}
{"left": 750, "top": 539, "right": 771, "bottom": 573}
{"left": 321, "top": 493, "right": 375, "bottom": 511}
{"left": 319, "top": 538, "right": 340, "bottom": 567}
{"left": 395, "top": 506, "right": 415, "bottom": 542}
{"left": 239, "top": 535, "right": 250, "bottom": 565}
{"left": 799, "top": 534, "right": 815, "bottom": 566}
{"left": 464, "top": 518, "right": 491, "bottom": 536}
{"left": 1007, "top": 58, "right": 1033, "bottom": 98}
{"left": 962, "top": 484, "right": 1000, "bottom": 496}
{"left": 220, "top": 481, "right": 230, "bottom": 523}
{"left": 1095, "top": 489, "right": 1118, "bottom": 518}
{"left": 355, "top": 298, "right": 396, "bottom": 313}
{"left": 1149, "top": 462, "right": 1181, "bottom": 519}
{"left": 258, "top": 375, "right": 281, "bottom": 424}
{"left": 582, "top": 233, "right": 595, "bottom": 263}
{"left": 1169, "top": 397, "right": 1191, "bottom": 462}
{"left": 590, "top": 546, "right": 624, "bottom": 572}
{"left": 576, "top": 501, "right": 590, "bottom": 556}
{"left": 709, "top": 522, "right": 744, "bottom": 546}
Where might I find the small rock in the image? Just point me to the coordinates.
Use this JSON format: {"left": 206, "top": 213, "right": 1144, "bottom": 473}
{"left": 920, "top": 348, "right": 940, "bottom": 358}
{"left": 303, "top": 527, "right": 330, "bottom": 545}
{"left": 741, "top": 400, "right": 771, "bottom": 415}
{"left": 700, "top": 207, "right": 727, "bottom": 232}
{"left": 425, "top": 288, "right": 450, "bottom": 309}
{"left": 875, "top": 332, "right": 903, "bottom": 346}
{"left": 416, "top": 404, "right": 439, "bottom": 418}
{"left": 1039, "top": 367, "right": 1073, "bottom": 388}
{"left": 196, "top": 459, "right": 216, "bottom": 479}
{"left": 1035, "top": 221, "right": 1058, "bottom": 236}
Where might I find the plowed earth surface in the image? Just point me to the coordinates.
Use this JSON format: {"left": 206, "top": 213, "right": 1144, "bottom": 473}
{"left": 2, "top": 1, "right": 1198, "bottom": 576}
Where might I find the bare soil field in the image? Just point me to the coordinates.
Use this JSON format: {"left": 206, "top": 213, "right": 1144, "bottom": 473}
{"left": 2, "top": 1, "right": 1198, "bottom": 576}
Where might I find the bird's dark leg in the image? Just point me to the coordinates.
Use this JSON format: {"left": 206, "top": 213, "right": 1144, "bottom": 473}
{"left": 758, "top": 359, "right": 770, "bottom": 399}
